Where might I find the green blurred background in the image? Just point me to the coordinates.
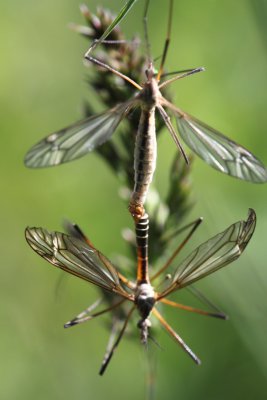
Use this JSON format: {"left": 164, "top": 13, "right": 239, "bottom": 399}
{"left": 1, "top": 0, "right": 267, "bottom": 398}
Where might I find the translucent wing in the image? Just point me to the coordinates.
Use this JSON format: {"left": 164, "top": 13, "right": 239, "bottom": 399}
{"left": 25, "top": 227, "right": 132, "bottom": 300}
{"left": 158, "top": 209, "right": 256, "bottom": 298}
{"left": 170, "top": 106, "right": 267, "bottom": 183}
{"left": 25, "top": 101, "right": 134, "bottom": 168}
{"left": 63, "top": 221, "right": 135, "bottom": 290}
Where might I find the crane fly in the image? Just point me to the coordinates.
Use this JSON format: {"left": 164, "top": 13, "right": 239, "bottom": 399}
{"left": 62, "top": 218, "right": 228, "bottom": 371}
{"left": 25, "top": 208, "right": 256, "bottom": 374}
{"left": 24, "top": 0, "right": 267, "bottom": 220}
{"left": 63, "top": 219, "right": 228, "bottom": 315}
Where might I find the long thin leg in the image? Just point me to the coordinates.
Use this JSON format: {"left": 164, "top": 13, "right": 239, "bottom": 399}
{"left": 64, "top": 298, "right": 102, "bottom": 328}
{"left": 157, "top": 0, "right": 174, "bottom": 81}
{"left": 186, "top": 286, "right": 228, "bottom": 319}
{"left": 161, "top": 217, "right": 203, "bottom": 243}
{"left": 159, "top": 67, "right": 205, "bottom": 90}
{"left": 63, "top": 220, "right": 96, "bottom": 248}
{"left": 100, "top": 317, "right": 121, "bottom": 371}
{"left": 99, "top": 306, "right": 135, "bottom": 375}
{"left": 64, "top": 299, "right": 126, "bottom": 328}
{"left": 118, "top": 272, "right": 136, "bottom": 290}
{"left": 159, "top": 297, "right": 227, "bottom": 319}
{"left": 143, "top": 0, "right": 151, "bottom": 63}
{"left": 84, "top": 55, "right": 142, "bottom": 90}
{"left": 84, "top": 0, "right": 138, "bottom": 54}
{"left": 151, "top": 217, "right": 203, "bottom": 281}
{"left": 92, "top": 39, "right": 140, "bottom": 45}
{"left": 160, "top": 68, "right": 204, "bottom": 79}
{"left": 70, "top": 20, "right": 140, "bottom": 45}
{"left": 152, "top": 307, "right": 200, "bottom": 365}
{"left": 157, "top": 105, "right": 189, "bottom": 164}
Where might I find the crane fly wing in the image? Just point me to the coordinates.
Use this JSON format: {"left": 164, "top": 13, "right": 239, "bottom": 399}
{"left": 158, "top": 209, "right": 256, "bottom": 298}
{"left": 63, "top": 221, "right": 135, "bottom": 290}
{"left": 25, "top": 101, "right": 134, "bottom": 168}
{"left": 25, "top": 227, "right": 132, "bottom": 299}
{"left": 163, "top": 100, "right": 267, "bottom": 183}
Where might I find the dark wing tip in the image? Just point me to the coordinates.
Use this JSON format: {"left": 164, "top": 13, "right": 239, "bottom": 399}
{"left": 213, "top": 312, "right": 229, "bottom": 320}
{"left": 247, "top": 208, "right": 256, "bottom": 222}
{"left": 239, "top": 208, "right": 256, "bottom": 251}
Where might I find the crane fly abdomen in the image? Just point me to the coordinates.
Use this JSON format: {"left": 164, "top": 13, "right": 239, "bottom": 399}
{"left": 135, "top": 213, "right": 150, "bottom": 284}
{"left": 129, "top": 107, "right": 157, "bottom": 220}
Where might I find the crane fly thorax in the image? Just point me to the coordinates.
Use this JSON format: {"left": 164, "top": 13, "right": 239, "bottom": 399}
{"left": 135, "top": 282, "right": 156, "bottom": 320}
{"left": 139, "top": 78, "right": 162, "bottom": 109}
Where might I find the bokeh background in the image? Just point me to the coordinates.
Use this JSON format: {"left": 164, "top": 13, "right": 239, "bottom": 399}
{"left": 1, "top": 0, "right": 267, "bottom": 399}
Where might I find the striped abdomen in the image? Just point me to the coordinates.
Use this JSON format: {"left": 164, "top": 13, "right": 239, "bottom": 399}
{"left": 129, "top": 107, "right": 157, "bottom": 219}
{"left": 135, "top": 213, "right": 150, "bottom": 284}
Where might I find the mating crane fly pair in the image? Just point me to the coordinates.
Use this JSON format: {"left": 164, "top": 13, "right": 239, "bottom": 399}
{"left": 24, "top": 0, "right": 261, "bottom": 375}
{"left": 25, "top": 209, "right": 256, "bottom": 374}
{"left": 24, "top": 1, "right": 267, "bottom": 220}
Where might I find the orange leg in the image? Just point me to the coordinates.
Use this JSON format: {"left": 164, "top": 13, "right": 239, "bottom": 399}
{"left": 160, "top": 297, "right": 227, "bottom": 319}
{"left": 152, "top": 307, "right": 201, "bottom": 365}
